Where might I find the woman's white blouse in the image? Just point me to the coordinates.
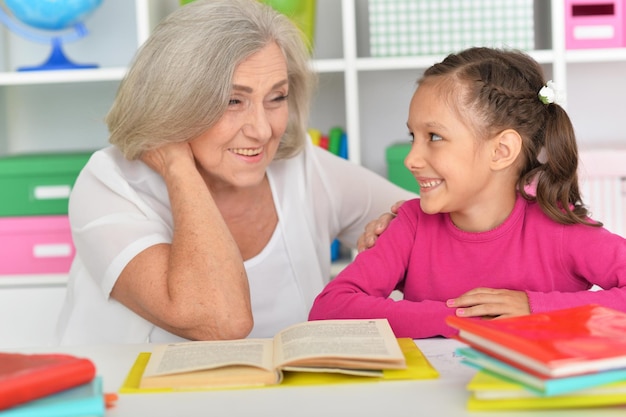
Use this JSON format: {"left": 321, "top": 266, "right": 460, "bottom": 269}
{"left": 55, "top": 140, "right": 415, "bottom": 345}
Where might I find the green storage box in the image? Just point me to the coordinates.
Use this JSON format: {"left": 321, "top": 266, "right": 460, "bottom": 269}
{"left": 386, "top": 143, "right": 419, "bottom": 194}
{"left": 0, "top": 151, "right": 94, "bottom": 217}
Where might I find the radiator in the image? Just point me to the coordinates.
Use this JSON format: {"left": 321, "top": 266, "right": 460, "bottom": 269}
{"left": 578, "top": 149, "right": 626, "bottom": 237}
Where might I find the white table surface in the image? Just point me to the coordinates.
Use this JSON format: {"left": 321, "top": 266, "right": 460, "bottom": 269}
{"left": 5, "top": 338, "right": 626, "bottom": 417}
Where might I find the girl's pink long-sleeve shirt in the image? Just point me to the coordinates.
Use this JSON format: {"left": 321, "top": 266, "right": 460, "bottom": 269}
{"left": 309, "top": 195, "right": 626, "bottom": 339}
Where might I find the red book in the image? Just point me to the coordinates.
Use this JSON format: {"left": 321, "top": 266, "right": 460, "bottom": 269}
{"left": 318, "top": 135, "right": 329, "bottom": 150}
{"left": 0, "top": 352, "right": 96, "bottom": 410}
{"left": 446, "top": 304, "right": 626, "bottom": 378}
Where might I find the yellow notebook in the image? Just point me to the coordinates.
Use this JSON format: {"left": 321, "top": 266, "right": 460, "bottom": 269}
{"left": 467, "top": 370, "right": 626, "bottom": 411}
{"left": 119, "top": 338, "right": 438, "bottom": 393}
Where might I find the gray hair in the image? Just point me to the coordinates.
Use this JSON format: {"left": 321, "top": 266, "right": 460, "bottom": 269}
{"left": 107, "top": 0, "right": 315, "bottom": 160}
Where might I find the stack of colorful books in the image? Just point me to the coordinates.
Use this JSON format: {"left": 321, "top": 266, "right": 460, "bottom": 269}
{"left": 0, "top": 352, "right": 115, "bottom": 416}
{"left": 308, "top": 127, "right": 348, "bottom": 160}
{"left": 309, "top": 127, "right": 349, "bottom": 262}
{"left": 446, "top": 304, "right": 626, "bottom": 411}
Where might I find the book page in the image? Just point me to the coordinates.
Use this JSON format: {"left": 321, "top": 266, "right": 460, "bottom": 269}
{"left": 280, "top": 365, "right": 383, "bottom": 377}
{"left": 274, "top": 319, "right": 405, "bottom": 369}
{"left": 143, "top": 339, "right": 275, "bottom": 377}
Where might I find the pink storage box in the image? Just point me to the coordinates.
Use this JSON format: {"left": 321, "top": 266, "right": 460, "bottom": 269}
{"left": 0, "top": 215, "right": 75, "bottom": 275}
{"left": 565, "top": 0, "right": 625, "bottom": 49}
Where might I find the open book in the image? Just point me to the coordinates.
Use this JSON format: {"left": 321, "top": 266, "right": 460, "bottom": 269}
{"left": 140, "top": 319, "right": 407, "bottom": 389}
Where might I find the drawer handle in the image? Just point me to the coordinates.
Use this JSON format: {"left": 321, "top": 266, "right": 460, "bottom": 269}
{"left": 33, "top": 243, "right": 73, "bottom": 258}
{"left": 33, "top": 185, "right": 72, "bottom": 200}
{"left": 574, "top": 25, "right": 615, "bottom": 41}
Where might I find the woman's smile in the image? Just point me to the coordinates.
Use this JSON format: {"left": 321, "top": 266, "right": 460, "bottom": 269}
{"left": 229, "top": 146, "right": 263, "bottom": 157}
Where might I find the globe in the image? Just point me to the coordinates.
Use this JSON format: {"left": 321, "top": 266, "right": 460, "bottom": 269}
{"left": 4, "top": 0, "right": 102, "bottom": 31}
{"left": 0, "top": 0, "right": 103, "bottom": 71}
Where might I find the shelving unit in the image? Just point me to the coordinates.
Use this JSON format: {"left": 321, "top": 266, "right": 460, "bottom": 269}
{"left": 3, "top": 0, "right": 625, "bottom": 166}
{"left": 1, "top": 0, "right": 625, "bottom": 347}
{"left": 0, "top": 0, "right": 179, "bottom": 348}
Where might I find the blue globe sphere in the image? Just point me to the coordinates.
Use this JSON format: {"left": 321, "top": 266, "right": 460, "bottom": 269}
{"left": 3, "top": 0, "right": 103, "bottom": 32}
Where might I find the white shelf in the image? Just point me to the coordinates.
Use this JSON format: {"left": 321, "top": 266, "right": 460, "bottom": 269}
{"left": 565, "top": 48, "right": 626, "bottom": 63}
{"left": 0, "top": 275, "right": 68, "bottom": 288}
{"left": 350, "top": 49, "right": 564, "bottom": 71}
{"left": 309, "top": 59, "right": 346, "bottom": 73}
{"left": 0, "top": 67, "right": 127, "bottom": 85}
{"left": 1, "top": 47, "right": 623, "bottom": 86}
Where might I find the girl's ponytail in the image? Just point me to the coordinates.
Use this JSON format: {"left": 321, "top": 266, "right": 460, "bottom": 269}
{"left": 533, "top": 104, "right": 599, "bottom": 226}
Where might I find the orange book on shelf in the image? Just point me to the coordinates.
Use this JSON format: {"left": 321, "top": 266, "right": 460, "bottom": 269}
{"left": 446, "top": 304, "right": 626, "bottom": 378}
{"left": 318, "top": 135, "right": 329, "bottom": 150}
{"left": 0, "top": 352, "right": 96, "bottom": 410}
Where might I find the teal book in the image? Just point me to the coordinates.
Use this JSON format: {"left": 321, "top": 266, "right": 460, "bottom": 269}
{"left": 0, "top": 376, "right": 105, "bottom": 417}
{"left": 457, "top": 347, "right": 626, "bottom": 397}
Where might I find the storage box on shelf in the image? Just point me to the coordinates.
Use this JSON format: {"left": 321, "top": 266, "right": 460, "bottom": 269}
{"left": 564, "top": 0, "right": 625, "bottom": 49}
{"left": 0, "top": 152, "right": 93, "bottom": 217}
{"left": 0, "top": 151, "right": 93, "bottom": 276}
{"left": 0, "top": 215, "right": 74, "bottom": 275}
{"left": 368, "top": 0, "right": 535, "bottom": 57}
{"left": 578, "top": 148, "right": 626, "bottom": 237}
{"left": 385, "top": 142, "right": 419, "bottom": 194}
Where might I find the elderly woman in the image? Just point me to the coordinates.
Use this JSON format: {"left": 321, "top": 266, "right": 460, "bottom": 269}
{"left": 55, "top": 0, "right": 414, "bottom": 345}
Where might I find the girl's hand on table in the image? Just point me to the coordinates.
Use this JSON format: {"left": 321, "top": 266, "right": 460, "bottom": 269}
{"left": 447, "top": 287, "right": 530, "bottom": 319}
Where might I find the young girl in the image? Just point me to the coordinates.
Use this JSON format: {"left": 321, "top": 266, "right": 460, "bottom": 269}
{"left": 308, "top": 47, "right": 626, "bottom": 339}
